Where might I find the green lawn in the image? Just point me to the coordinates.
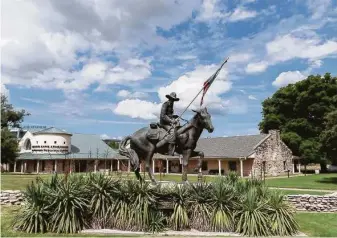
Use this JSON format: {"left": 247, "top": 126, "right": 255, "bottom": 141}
{"left": 2, "top": 206, "right": 337, "bottom": 237}
{"left": 265, "top": 173, "right": 337, "bottom": 190}
{"left": 2, "top": 173, "right": 337, "bottom": 191}
{"left": 296, "top": 213, "right": 337, "bottom": 237}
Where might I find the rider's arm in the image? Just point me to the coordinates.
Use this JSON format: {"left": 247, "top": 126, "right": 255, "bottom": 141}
{"left": 160, "top": 103, "right": 174, "bottom": 124}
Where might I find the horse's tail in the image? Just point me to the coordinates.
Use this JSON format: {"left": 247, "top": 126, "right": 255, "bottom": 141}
{"left": 118, "top": 136, "right": 141, "bottom": 179}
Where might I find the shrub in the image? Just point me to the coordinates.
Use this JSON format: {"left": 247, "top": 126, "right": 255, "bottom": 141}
{"left": 13, "top": 182, "right": 50, "bottom": 233}
{"left": 267, "top": 191, "right": 299, "bottom": 236}
{"left": 169, "top": 184, "right": 190, "bottom": 231}
{"left": 188, "top": 182, "right": 213, "bottom": 231}
{"left": 85, "top": 173, "right": 119, "bottom": 228}
{"left": 47, "top": 174, "right": 89, "bottom": 233}
{"left": 210, "top": 177, "right": 237, "bottom": 232}
{"left": 13, "top": 173, "right": 300, "bottom": 236}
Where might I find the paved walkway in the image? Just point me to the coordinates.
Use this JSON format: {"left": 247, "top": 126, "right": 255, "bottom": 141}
{"left": 81, "top": 229, "right": 308, "bottom": 237}
{"left": 269, "top": 187, "right": 336, "bottom": 193}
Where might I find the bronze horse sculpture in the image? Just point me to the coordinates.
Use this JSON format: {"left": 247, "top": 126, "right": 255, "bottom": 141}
{"left": 119, "top": 107, "right": 214, "bottom": 183}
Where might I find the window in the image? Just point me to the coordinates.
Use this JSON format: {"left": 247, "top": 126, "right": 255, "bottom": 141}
{"left": 36, "top": 141, "right": 38, "bottom": 144}
{"left": 201, "top": 161, "right": 208, "bottom": 171}
{"left": 44, "top": 141, "right": 47, "bottom": 144}
{"left": 24, "top": 139, "right": 31, "bottom": 150}
{"left": 54, "top": 141, "right": 57, "bottom": 144}
{"left": 64, "top": 142, "right": 66, "bottom": 144}
{"left": 283, "top": 161, "right": 286, "bottom": 170}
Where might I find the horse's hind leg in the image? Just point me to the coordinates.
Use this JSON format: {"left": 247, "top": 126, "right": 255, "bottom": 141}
{"left": 145, "top": 148, "right": 157, "bottom": 184}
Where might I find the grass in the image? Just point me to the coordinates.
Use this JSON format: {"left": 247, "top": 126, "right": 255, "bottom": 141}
{"left": 265, "top": 173, "right": 337, "bottom": 190}
{"left": 2, "top": 206, "right": 337, "bottom": 237}
{"left": 2, "top": 172, "right": 337, "bottom": 191}
{"left": 296, "top": 213, "right": 337, "bottom": 237}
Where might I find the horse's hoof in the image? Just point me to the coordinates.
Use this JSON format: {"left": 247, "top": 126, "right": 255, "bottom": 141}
{"left": 151, "top": 180, "right": 157, "bottom": 186}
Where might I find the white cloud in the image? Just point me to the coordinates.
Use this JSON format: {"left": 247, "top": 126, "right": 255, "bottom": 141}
{"left": 248, "top": 95, "right": 257, "bottom": 100}
{"left": 117, "top": 90, "right": 148, "bottom": 99}
{"left": 100, "top": 134, "right": 110, "bottom": 139}
{"left": 245, "top": 61, "right": 268, "bottom": 74}
{"left": 157, "top": 64, "right": 231, "bottom": 111}
{"left": 21, "top": 97, "right": 47, "bottom": 105}
{"left": 229, "top": 53, "right": 254, "bottom": 63}
{"left": 266, "top": 34, "right": 337, "bottom": 63}
{"left": 197, "top": 0, "right": 228, "bottom": 21}
{"left": 228, "top": 7, "right": 257, "bottom": 22}
{"left": 272, "top": 71, "right": 306, "bottom": 88}
{"left": 113, "top": 64, "right": 232, "bottom": 119}
{"left": 114, "top": 99, "right": 161, "bottom": 120}
{"left": 1, "top": 83, "right": 10, "bottom": 99}
{"left": 176, "top": 55, "right": 198, "bottom": 60}
{"left": 2, "top": 0, "right": 200, "bottom": 92}
{"left": 306, "top": 0, "right": 332, "bottom": 19}
{"left": 239, "top": 89, "right": 246, "bottom": 94}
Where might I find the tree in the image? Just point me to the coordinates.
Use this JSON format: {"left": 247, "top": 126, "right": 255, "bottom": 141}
{"left": 320, "top": 110, "right": 337, "bottom": 165}
{"left": 259, "top": 73, "right": 337, "bottom": 168}
{"left": 1, "top": 95, "right": 29, "bottom": 164}
{"left": 108, "top": 141, "right": 119, "bottom": 149}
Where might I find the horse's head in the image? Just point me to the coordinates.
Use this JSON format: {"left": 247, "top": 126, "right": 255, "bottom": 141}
{"left": 192, "top": 107, "right": 214, "bottom": 133}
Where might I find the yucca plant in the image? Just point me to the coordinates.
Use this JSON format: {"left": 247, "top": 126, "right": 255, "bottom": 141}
{"left": 86, "top": 173, "right": 119, "bottom": 228}
{"left": 188, "top": 182, "right": 213, "bottom": 231}
{"left": 235, "top": 188, "right": 271, "bottom": 237}
{"left": 267, "top": 191, "right": 299, "bottom": 236}
{"left": 169, "top": 184, "right": 190, "bottom": 231}
{"left": 47, "top": 174, "right": 89, "bottom": 233}
{"left": 13, "top": 182, "right": 50, "bottom": 233}
{"left": 224, "top": 171, "right": 240, "bottom": 185}
{"left": 147, "top": 210, "right": 167, "bottom": 234}
{"left": 210, "top": 177, "right": 236, "bottom": 232}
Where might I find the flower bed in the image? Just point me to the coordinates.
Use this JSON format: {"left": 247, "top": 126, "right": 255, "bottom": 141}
{"left": 12, "top": 172, "right": 299, "bottom": 236}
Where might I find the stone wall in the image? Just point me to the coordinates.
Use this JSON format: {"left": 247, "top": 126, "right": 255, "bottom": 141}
{"left": 287, "top": 194, "right": 337, "bottom": 212}
{"left": 1, "top": 190, "right": 23, "bottom": 205}
{"left": 252, "top": 130, "right": 293, "bottom": 178}
{"left": 2, "top": 189, "right": 336, "bottom": 212}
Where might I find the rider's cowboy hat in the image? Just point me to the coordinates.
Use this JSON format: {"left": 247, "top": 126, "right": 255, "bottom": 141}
{"left": 166, "top": 92, "right": 180, "bottom": 101}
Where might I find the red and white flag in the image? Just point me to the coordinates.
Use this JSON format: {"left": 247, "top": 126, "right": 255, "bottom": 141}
{"left": 200, "top": 58, "right": 229, "bottom": 106}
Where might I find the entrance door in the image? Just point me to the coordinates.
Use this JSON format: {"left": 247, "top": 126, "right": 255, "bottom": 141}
{"left": 228, "top": 161, "right": 237, "bottom": 171}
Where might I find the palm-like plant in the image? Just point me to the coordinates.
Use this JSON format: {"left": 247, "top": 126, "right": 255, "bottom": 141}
{"left": 169, "top": 184, "right": 190, "bottom": 231}
{"left": 47, "top": 174, "right": 89, "bottom": 233}
{"left": 13, "top": 182, "right": 50, "bottom": 233}
{"left": 128, "top": 180, "right": 157, "bottom": 231}
{"left": 267, "top": 191, "right": 299, "bottom": 236}
{"left": 210, "top": 177, "right": 237, "bottom": 232}
{"left": 188, "top": 182, "right": 213, "bottom": 231}
{"left": 235, "top": 188, "right": 271, "bottom": 237}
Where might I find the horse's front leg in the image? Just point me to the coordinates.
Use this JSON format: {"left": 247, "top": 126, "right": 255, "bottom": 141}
{"left": 181, "top": 149, "right": 192, "bottom": 182}
{"left": 192, "top": 151, "right": 204, "bottom": 182}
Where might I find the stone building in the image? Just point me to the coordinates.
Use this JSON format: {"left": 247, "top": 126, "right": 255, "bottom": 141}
{"left": 151, "top": 130, "right": 300, "bottom": 178}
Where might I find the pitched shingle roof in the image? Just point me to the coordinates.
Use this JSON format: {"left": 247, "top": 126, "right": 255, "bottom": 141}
{"left": 194, "top": 134, "right": 269, "bottom": 158}
{"left": 33, "top": 127, "right": 72, "bottom": 136}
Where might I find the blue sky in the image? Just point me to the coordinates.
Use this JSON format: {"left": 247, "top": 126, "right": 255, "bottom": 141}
{"left": 2, "top": 0, "right": 337, "bottom": 140}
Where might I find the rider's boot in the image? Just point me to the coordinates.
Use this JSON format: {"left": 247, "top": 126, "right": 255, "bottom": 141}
{"left": 168, "top": 143, "right": 176, "bottom": 156}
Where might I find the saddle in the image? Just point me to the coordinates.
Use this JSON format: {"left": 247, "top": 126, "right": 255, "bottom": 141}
{"left": 147, "top": 123, "right": 162, "bottom": 141}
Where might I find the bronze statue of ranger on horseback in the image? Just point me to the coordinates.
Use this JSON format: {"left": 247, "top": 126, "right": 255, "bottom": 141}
{"left": 119, "top": 91, "right": 214, "bottom": 184}
{"left": 119, "top": 58, "right": 228, "bottom": 184}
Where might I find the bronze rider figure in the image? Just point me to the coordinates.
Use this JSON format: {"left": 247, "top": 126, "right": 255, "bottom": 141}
{"left": 157, "top": 92, "right": 180, "bottom": 156}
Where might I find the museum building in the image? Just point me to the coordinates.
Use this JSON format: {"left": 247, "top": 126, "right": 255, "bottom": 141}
{"left": 7, "top": 127, "right": 302, "bottom": 178}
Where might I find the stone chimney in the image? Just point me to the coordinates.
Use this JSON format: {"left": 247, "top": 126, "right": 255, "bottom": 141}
{"left": 268, "top": 129, "right": 280, "bottom": 142}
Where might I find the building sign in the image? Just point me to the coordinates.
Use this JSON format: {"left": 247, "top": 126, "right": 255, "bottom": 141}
{"left": 22, "top": 125, "right": 47, "bottom": 130}
{"left": 32, "top": 145, "right": 69, "bottom": 153}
